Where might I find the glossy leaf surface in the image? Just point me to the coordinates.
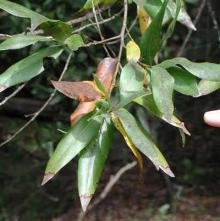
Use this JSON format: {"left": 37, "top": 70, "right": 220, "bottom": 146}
{"left": 0, "top": 34, "right": 51, "bottom": 50}
{"left": 160, "top": 57, "right": 220, "bottom": 81}
{"left": 167, "top": 66, "right": 199, "bottom": 96}
{"left": 78, "top": 117, "right": 113, "bottom": 211}
{"left": 0, "top": 47, "right": 63, "bottom": 92}
{"left": 151, "top": 66, "right": 174, "bottom": 120}
{"left": 113, "top": 108, "right": 174, "bottom": 177}
{"left": 42, "top": 113, "right": 104, "bottom": 185}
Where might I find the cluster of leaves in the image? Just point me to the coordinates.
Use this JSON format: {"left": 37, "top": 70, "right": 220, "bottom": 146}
{"left": 0, "top": 0, "right": 220, "bottom": 212}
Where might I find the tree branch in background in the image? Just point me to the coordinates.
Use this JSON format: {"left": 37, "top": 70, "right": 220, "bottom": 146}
{"left": 68, "top": 5, "right": 110, "bottom": 25}
{"left": 0, "top": 83, "right": 26, "bottom": 106}
{"left": 0, "top": 53, "right": 72, "bottom": 148}
{"left": 177, "top": 0, "right": 207, "bottom": 57}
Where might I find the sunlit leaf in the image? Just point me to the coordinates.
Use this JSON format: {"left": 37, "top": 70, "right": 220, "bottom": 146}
{"left": 0, "top": 34, "right": 51, "bottom": 50}
{"left": 151, "top": 66, "right": 174, "bottom": 120}
{"left": 0, "top": 46, "right": 63, "bottom": 92}
{"left": 78, "top": 117, "right": 113, "bottom": 211}
{"left": 113, "top": 108, "right": 174, "bottom": 177}
{"left": 42, "top": 113, "right": 104, "bottom": 185}
{"left": 126, "top": 41, "right": 141, "bottom": 62}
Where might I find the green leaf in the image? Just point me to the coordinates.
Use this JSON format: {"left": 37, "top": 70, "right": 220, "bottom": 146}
{"left": 113, "top": 108, "right": 174, "bottom": 177}
{"left": 134, "top": 94, "right": 190, "bottom": 135}
{"left": 167, "top": 0, "right": 196, "bottom": 30}
{"left": 160, "top": 57, "right": 220, "bottom": 81}
{"left": 40, "top": 21, "right": 73, "bottom": 43}
{"left": 151, "top": 66, "right": 174, "bottom": 120}
{"left": 119, "top": 61, "right": 145, "bottom": 99}
{"left": 196, "top": 80, "right": 220, "bottom": 97}
{"left": 140, "top": 0, "right": 169, "bottom": 65}
{"left": 163, "top": 0, "right": 182, "bottom": 42}
{"left": 167, "top": 66, "right": 199, "bottom": 96}
{"left": 64, "top": 34, "right": 85, "bottom": 51}
{"left": 42, "top": 113, "right": 104, "bottom": 185}
{"left": 0, "top": 0, "right": 51, "bottom": 30}
{"left": 78, "top": 117, "right": 113, "bottom": 211}
{"left": 115, "top": 90, "right": 149, "bottom": 110}
{"left": 0, "top": 46, "right": 63, "bottom": 92}
{"left": 93, "top": 74, "right": 110, "bottom": 101}
{"left": 0, "top": 34, "right": 51, "bottom": 50}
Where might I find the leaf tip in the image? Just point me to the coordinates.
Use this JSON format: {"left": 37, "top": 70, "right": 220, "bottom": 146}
{"left": 41, "top": 172, "right": 55, "bottom": 186}
{"left": 180, "top": 122, "right": 191, "bottom": 136}
{"left": 160, "top": 166, "right": 175, "bottom": 178}
{"left": 80, "top": 195, "right": 92, "bottom": 212}
{"left": 0, "top": 85, "right": 7, "bottom": 93}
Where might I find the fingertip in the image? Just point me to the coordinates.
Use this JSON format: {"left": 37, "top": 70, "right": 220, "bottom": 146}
{"left": 204, "top": 110, "right": 220, "bottom": 128}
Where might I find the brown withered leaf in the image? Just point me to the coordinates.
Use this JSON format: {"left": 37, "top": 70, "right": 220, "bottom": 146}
{"left": 96, "top": 57, "right": 118, "bottom": 93}
{"left": 69, "top": 57, "right": 118, "bottom": 126}
{"left": 51, "top": 80, "right": 102, "bottom": 102}
{"left": 70, "top": 101, "right": 96, "bottom": 126}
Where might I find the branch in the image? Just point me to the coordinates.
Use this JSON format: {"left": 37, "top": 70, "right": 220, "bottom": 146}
{"left": 110, "top": 0, "right": 128, "bottom": 93}
{"left": 177, "top": 0, "right": 206, "bottom": 57}
{"left": 0, "top": 53, "right": 72, "bottom": 148}
{"left": 84, "top": 35, "right": 120, "bottom": 47}
{"left": 72, "top": 10, "right": 122, "bottom": 34}
{"left": 67, "top": 5, "right": 110, "bottom": 25}
{"left": 91, "top": 0, "right": 111, "bottom": 56}
{"left": 0, "top": 83, "right": 26, "bottom": 106}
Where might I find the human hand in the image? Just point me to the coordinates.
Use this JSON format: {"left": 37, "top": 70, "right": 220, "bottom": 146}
{"left": 204, "top": 110, "right": 220, "bottom": 127}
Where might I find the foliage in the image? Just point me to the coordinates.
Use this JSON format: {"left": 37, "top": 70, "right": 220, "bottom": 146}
{"left": 0, "top": 0, "right": 220, "bottom": 212}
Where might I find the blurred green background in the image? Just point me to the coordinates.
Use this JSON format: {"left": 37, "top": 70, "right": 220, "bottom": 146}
{"left": 0, "top": 0, "right": 220, "bottom": 220}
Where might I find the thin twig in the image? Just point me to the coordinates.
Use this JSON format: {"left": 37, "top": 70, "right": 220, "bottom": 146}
{"left": 118, "top": 0, "right": 128, "bottom": 62}
{"left": 72, "top": 10, "right": 122, "bottom": 34}
{"left": 0, "top": 83, "right": 26, "bottom": 106}
{"left": 207, "top": 1, "right": 220, "bottom": 41}
{"left": 67, "top": 5, "right": 110, "bottom": 25}
{"left": 177, "top": 0, "right": 206, "bottom": 57}
{"left": 84, "top": 35, "right": 120, "bottom": 47}
{"left": 77, "top": 161, "right": 137, "bottom": 221}
{"left": 110, "top": 0, "right": 128, "bottom": 93}
{"left": 0, "top": 53, "right": 72, "bottom": 148}
{"left": 91, "top": 0, "right": 110, "bottom": 56}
